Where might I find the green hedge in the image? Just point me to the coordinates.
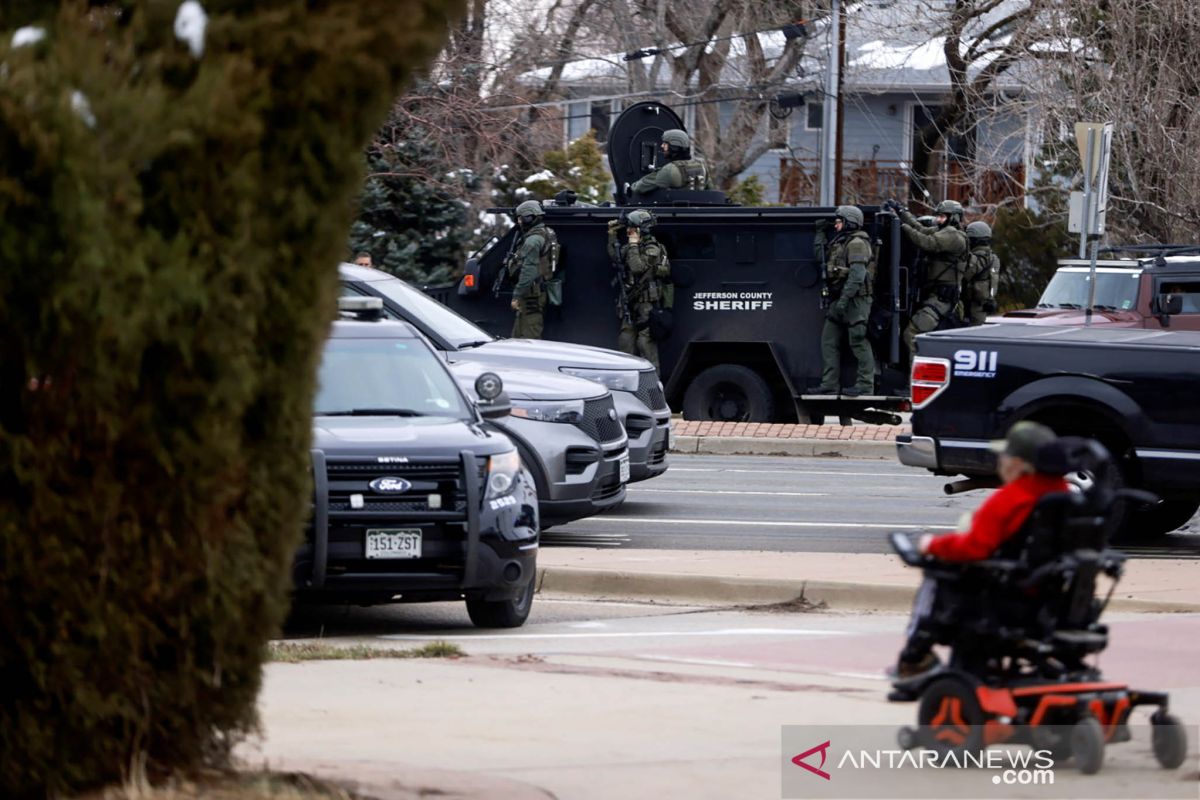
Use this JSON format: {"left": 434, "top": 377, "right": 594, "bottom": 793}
{"left": 0, "top": 2, "right": 459, "bottom": 797}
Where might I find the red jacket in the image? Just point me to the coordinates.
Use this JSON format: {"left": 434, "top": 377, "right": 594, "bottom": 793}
{"left": 927, "top": 473, "right": 1069, "bottom": 562}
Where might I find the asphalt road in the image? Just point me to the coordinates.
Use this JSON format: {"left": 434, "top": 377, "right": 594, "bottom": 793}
{"left": 545, "top": 454, "right": 1200, "bottom": 557}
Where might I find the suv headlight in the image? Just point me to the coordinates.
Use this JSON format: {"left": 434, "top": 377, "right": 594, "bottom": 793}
{"left": 485, "top": 449, "right": 521, "bottom": 499}
{"left": 510, "top": 398, "right": 585, "bottom": 424}
{"left": 559, "top": 367, "right": 639, "bottom": 392}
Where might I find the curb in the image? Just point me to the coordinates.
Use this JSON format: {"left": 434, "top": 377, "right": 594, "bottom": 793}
{"left": 536, "top": 566, "right": 1200, "bottom": 615}
{"left": 672, "top": 435, "right": 897, "bottom": 460}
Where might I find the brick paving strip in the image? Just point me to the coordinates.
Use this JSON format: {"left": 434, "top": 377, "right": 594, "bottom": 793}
{"left": 673, "top": 420, "right": 910, "bottom": 441}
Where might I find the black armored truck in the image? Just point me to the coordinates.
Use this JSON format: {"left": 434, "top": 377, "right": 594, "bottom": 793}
{"left": 445, "top": 102, "right": 935, "bottom": 425}
{"left": 296, "top": 298, "right": 540, "bottom": 627}
{"left": 898, "top": 323, "right": 1200, "bottom": 537}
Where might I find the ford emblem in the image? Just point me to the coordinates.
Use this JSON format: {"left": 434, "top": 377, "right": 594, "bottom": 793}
{"left": 369, "top": 476, "right": 412, "bottom": 494}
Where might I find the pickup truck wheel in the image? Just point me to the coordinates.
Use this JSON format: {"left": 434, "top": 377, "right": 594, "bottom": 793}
{"left": 466, "top": 578, "right": 535, "bottom": 628}
{"left": 682, "top": 365, "right": 775, "bottom": 422}
{"left": 1126, "top": 498, "right": 1200, "bottom": 538}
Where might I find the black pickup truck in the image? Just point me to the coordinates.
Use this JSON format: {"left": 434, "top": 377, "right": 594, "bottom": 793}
{"left": 897, "top": 324, "right": 1200, "bottom": 537}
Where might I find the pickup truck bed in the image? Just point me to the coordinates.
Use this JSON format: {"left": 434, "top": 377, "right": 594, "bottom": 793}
{"left": 897, "top": 324, "right": 1200, "bottom": 536}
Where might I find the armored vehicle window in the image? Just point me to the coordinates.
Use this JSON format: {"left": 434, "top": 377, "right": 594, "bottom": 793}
{"left": 314, "top": 338, "right": 472, "bottom": 420}
{"left": 367, "top": 276, "right": 494, "bottom": 348}
{"left": 662, "top": 232, "right": 716, "bottom": 260}
{"left": 774, "top": 232, "right": 808, "bottom": 261}
{"left": 1039, "top": 269, "right": 1139, "bottom": 311}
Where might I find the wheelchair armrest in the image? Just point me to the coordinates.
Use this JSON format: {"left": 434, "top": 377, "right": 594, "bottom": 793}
{"left": 973, "top": 558, "right": 1022, "bottom": 575}
{"left": 888, "top": 531, "right": 929, "bottom": 567}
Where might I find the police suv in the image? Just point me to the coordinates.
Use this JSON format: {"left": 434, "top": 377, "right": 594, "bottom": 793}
{"left": 296, "top": 297, "right": 539, "bottom": 627}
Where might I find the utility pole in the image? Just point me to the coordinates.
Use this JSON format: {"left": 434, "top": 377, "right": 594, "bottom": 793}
{"left": 819, "top": 0, "right": 840, "bottom": 206}
{"left": 834, "top": 2, "right": 847, "bottom": 204}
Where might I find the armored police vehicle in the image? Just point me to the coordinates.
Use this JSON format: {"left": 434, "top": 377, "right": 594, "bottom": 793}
{"left": 448, "top": 102, "right": 925, "bottom": 425}
{"left": 297, "top": 298, "right": 539, "bottom": 628}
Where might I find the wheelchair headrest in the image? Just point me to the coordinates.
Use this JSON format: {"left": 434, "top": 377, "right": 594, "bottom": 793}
{"left": 1034, "top": 436, "right": 1112, "bottom": 478}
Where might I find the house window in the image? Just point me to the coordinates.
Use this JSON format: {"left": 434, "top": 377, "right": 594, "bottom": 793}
{"left": 806, "top": 100, "right": 824, "bottom": 131}
{"left": 590, "top": 101, "right": 612, "bottom": 144}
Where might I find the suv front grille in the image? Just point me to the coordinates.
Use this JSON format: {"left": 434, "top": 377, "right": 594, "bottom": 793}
{"left": 574, "top": 396, "right": 624, "bottom": 443}
{"left": 324, "top": 457, "right": 468, "bottom": 515}
{"left": 634, "top": 370, "right": 667, "bottom": 411}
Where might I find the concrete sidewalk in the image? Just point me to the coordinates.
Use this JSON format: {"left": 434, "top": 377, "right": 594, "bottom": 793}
{"left": 671, "top": 420, "right": 908, "bottom": 459}
{"left": 537, "top": 548, "right": 1200, "bottom": 613}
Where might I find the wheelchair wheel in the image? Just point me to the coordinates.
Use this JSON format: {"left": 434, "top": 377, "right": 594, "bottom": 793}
{"left": 1151, "top": 712, "right": 1187, "bottom": 769}
{"left": 917, "top": 677, "right": 984, "bottom": 753}
{"left": 1071, "top": 716, "right": 1105, "bottom": 775}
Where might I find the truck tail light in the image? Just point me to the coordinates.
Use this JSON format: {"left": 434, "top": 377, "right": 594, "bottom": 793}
{"left": 911, "top": 357, "right": 951, "bottom": 409}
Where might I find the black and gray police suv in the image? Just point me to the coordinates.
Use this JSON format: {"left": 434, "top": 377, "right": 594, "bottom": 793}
{"left": 295, "top": 297, "right": 539, "bottom": 627}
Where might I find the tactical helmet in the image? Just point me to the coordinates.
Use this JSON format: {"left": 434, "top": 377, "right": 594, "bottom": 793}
{"left": 965, "top": 220, "right": 993, "bottom": 240}
{"left": 661, "top": 129, "right": 691, "bottom": 149}
{"left": 834, "top": 205, "right": 864, "bottom": 229}
{"left": 624, "top": 208, "right": 656, "bottom": 235}
{"left": 934, "top": 199, "right": 964, "bottom": 223}
{"left": 515, "top": 200, "right": 544, "bottom": 221}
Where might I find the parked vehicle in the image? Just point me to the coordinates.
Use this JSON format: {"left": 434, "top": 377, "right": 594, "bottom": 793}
{"left": 443, "top": 101, "right": 916, "bottom": 425}
{"left": 449, "top": 360, "right": 628, "bottom": 527}
{"left": 998, "top": 246, "right": 1200, "bottom": 330}
{"left": 339, "top": 262, "right": 670, "bottom": 482}
{"left": 297, "top": 298, "right": 539, "bottom": 627}
{"left": 897, "top": 323, "right": 1200, "bottom": 537}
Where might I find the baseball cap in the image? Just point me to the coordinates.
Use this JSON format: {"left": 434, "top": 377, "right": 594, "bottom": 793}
{"left": 989, "top": 421, "right": 1057, "bottom": 463}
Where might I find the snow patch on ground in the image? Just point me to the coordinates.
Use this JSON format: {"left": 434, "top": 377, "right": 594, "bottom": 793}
{"left": 71, "top": 90, "right": 96, "bottom": 128}
{"left": 523, "top": 170, "right": 556, "bottom": 184}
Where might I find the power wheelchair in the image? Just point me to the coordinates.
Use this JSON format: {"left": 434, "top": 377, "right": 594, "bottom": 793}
{"left": 888, "top": 437, "right": 1188, "bottom": 774}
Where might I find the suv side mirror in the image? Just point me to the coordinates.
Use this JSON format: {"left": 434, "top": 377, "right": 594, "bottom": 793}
{"left": 1157, "top": 293, "right": 1184, "bottom": 316}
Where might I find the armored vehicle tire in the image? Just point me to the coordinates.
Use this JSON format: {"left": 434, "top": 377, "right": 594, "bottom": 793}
{"left": 682, "top": 364, "right": 775, "bottom": 422}
{"left": 465, "top": 578, "right": 535, "bottom": 628}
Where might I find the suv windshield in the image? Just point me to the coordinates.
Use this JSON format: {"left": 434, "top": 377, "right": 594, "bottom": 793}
{"left": 366, "top": 276, "right": 494, "bottom": 349}
{"left": 1038, "top": 269, "right": 1140, "bottom": 311}
{"left": 315, "top": 337, "right": 472, "bottom": 419}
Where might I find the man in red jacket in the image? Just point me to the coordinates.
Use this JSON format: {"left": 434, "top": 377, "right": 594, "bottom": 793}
{"left": 894, "top": 421, "right": 1069, "bottom": 678}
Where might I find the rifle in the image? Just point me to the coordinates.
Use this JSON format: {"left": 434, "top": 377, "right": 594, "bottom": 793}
{"left": 492, "top": 224, "right": 522, "bottom": 300}
{"left": 814, "top": 220, "right": 830, "bottom": 310}
{"left": 609, "top": 221, "right": 633, "bottom": 327}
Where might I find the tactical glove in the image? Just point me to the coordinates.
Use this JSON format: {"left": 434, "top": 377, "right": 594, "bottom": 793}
{"left": 607, "top": 219, "right": 622, "bottom": 232}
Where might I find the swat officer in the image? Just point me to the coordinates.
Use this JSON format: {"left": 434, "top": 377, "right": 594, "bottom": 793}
{"left": 628, "top": 129, "right": 712, "bottom": 196}
{"left": 505, "top": 200, "right": 556, "bottom": 339}
{"left": 807, "top": 206, "right": 876, "bottom": 396}
{"left": 608, "top": 208, "right": 670, "bottom": 370}
{"left": 884, "top": 198, "right": 969, "bottom": 358}
{"left": 962, "top": 221, "right": 1001, "bottom": 325}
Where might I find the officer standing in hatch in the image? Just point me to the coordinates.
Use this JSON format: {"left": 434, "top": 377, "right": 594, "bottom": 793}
{"left": 628, "top": 129, "right": 712, "bottom": 196}
{"left": 808, "top": 206, "right": 876, "bottom": 396}
{"left": 608, "top": 209, "right": 670, "bottom": 370}
{"left": 962, "top": 221, "right": 1001, "bottom": 325}
{"left": 884, "top": 198, "right": 969, "bottom": 358}
{"left": 505, "top": 200, "right": 555, "bottom": 339}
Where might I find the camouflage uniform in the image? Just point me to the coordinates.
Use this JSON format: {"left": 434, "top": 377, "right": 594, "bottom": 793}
{"left": 810, "top": 206, "right": 875, "bottom": 394}
{"left": 629, "top": 128, "right": 712, "bottom": 195}
{"left": 609, "top": 216, "right": 669, "bottom": 371}
{"left": 899, "top": 205, "right": 969, "bottom": 357}
{"left": 962, "top": 222, "right": 1001, "bottom": 326}
{"left": 509, "top": 221, "right": 551, "bottom": 339}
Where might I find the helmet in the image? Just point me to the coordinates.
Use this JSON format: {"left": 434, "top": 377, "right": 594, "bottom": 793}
{"left": 515, "top": 200, "right": 544, "bottom": 221}
{"left": 624, "top": 208, "right": 656, "bottom": 234}
{"left": 834, "top": 205, "right": 864, "bottom": 229}
{"left": 934, "top": 199, "right": 964, "bottom": 222}
{"left": 661, "top": 129, "right": 691, "bottom": 149}
{"left": 965, "top": 221, "right": 992, "bottom": 240}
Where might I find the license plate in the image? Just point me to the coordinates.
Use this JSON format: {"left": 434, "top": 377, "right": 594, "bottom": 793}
{"left": 619, "top": 453, "right": 631, "bottom": 483}
{"left": 365, "top": 529, "right": 422, "bottom": 559}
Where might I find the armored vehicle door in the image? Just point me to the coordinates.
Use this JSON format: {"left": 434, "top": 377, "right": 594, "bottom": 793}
{"left": 608, "top": 102, "right": 686, "bottom": 206}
